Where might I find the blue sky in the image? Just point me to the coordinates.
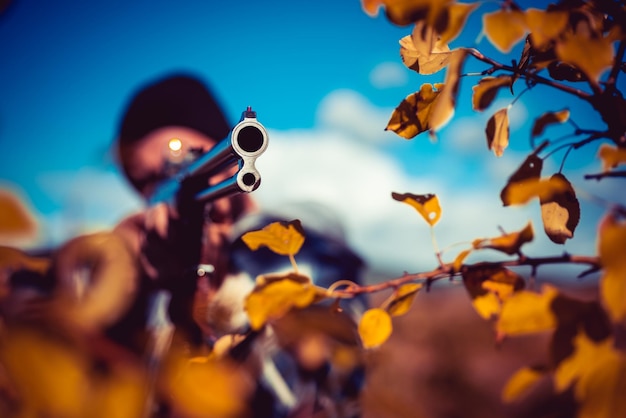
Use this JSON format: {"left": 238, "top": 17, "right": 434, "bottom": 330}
{"left": 1, "top": 0, "right": 623, "bottom": 274}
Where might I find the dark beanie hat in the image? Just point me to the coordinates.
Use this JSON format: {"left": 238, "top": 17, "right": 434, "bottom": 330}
{"left": 116, "top": 73, "right": 231, "bottom": 191}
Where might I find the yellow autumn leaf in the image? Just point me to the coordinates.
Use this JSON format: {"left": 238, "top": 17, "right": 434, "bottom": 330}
{"left": 472, "top": 76, "right": 513, "bottom": 111}
{"left": 486, "top": 108, "right": 509, "bottom": 157}
{"left": 531, "top": 109, "right": 570, "bottom": 138}
{"left": 554, "top": 330, "right": 626, "bottom": 418}
{"left": 386, "top": 283, "right": 423, "bottom": 317}
{"left": 598, "top": 143, "right": 626, "bottom": 172}
{"left": 361, "top": 0, "right": 383, "bottom": 17}
{"left": 400, "top": 35, "right": 452, "bottom": 75}
{"left": 91, "top": 367, "right": 146, "bottom": 418}
{"left": 400, "top": 21, "right": 452, "bottom": 75}
{"left": 597, "top": 212, "right": 626, "bottom": 323}
{"left": 430, "top": 48, "right": 467, "bottom": 134}
{"left": 502, "top": 366, "right": 545, "bottom": 403}
{"left": 500, "top": 154, "right": 543, "bottom": 206}
{"left": 555, "top": 26, "right": 618, "bottom": 85}
{"left": 472, "top": 221, "right": 534, "bottom": 255}
{"left": 0, "top": 188, "right": 37, "bottom": 240}
{"left": 358, "top": 308, "right": 393, "bottom": 349}
{"left": 501, "top": 175, "right": 570, "bottom": 206}
{"left": 245, "top": 276, "right": 324, "bottom": 330}
{"left": 452, "top": 248, "right": 472, "bottom": 273}
{"left": 540, "top": 173, "right": 580, "bottom": 244}
{"left": 411, "top": 19, "right": 437, "bottom": 58}
{"left": 241, "top": 220, "right": 305, "bottom": 256}
{"left": 436, "top": 2, "right": 478, "bottom": 46}
{"left": 0, "top": 328, "right": 90, "bottom": 417}
{"left": 386, "top": 84, "right": 442, "bottom": 139}
{"left": 165, "top": 354, "right": 252, "bottom": 418}
{"left": 483, "top": 9, "right": 527, "bottom": 53}
{"left": 524, "top": 9, "right": 569, "bottom": 49}
{"left": 391, "top": 192, "right": 442, "bottom": 226}
{"left": 463, "top": 266, "right": 525, "bottom": 320}
{"left": 372, "top": 0, "right": 430, "bottom": 26}
{"left": 496, "top": 284, "right": 559, "bottom": 336}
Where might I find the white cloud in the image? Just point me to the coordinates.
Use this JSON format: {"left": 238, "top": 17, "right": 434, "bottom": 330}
{"left": 369, "top": 61, "right": 409, "bottom": 89}
{"left": 36, "top": 168, "right": 144, "bottom": 245}
{"left": 316, "top": 89, "right": 395, "bottom": 144}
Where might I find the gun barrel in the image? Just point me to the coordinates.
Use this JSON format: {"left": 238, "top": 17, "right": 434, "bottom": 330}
{"left": 148, "top": 108, "right": 268, "bottom": 207}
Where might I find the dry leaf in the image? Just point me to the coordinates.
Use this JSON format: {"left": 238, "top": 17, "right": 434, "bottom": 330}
{"left": 436, "top": 2, "right": 478, "bottom": 45}
{"left": 554, "top": 330, "right": 626, "bottom": 418}
{"left": 555, "top": 26, "right": 618, "bottom": 85}
{"left": 358, "top": 308, "right": 393, "bottom": 349}
{"left": 531, "top": 109, "right": 570, "bottom": 138}
{"left": 540, "top": 173, "right": 580, "bottom": 244}
{"left": 502, "top": 366, "right": 545, "bottom": 403}
{"left": 486, "top": 108, "right": 510, "bottom": 157}
{"left": 0, "top": 189, "right": 37, "bottom": 240}
{"left": 501, "top": 154, "right": 543, "bottom": 206}
{"left": 472, "top": 76, "right": 513, "bottom": 111}
{"left": 525, "top": 9, "right": 569, "bottom": 49}
{"left": 496, "top": 284, "right": 558, "bottom": 336}
{"left": 241, "top": 220, "right": 305, "bottom": 256}
{"left": 165, "top": 353, "right": 252, "bottom": 418}
{"left": 391, "top": 192, "right": 442, "bottom": 226}
{"left": 597, "top": 212, "right": 626, "bottom": 323}
{"left": 430, "top": 48, "right": 467, "bottom": 134}
{"left": 483, "top": 9, "right": 527, "bottom": 53}
{"left": 472, "top": 221, "right": 534, "bottom": 255}
{"left": 502, "top": 175, "right": 569, "bottom": 206}
{"left": 598, "top": 143, "right": 626, "bottom": 172}
{"left": 386, "top": 84, "right": 443, "bottom": 139}
{"left": 463, "top": 266, "right": 525, "bottom": 320}
{"left": 245, "top": 275, "right": 325, "bottom": 330}
{"left": 400, "top": 22, "right": 452, "bottom": 75}
{"left": 386, "top": 283, "right": 423, "bottom": 317}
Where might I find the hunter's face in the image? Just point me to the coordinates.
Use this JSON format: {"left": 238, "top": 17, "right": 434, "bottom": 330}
{"left": 124, "top": 126, "right": 254, "bottom": 280}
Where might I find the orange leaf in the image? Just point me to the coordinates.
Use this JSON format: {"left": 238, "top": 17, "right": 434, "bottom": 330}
{"left": 472, "top": 76, "right": 513, "bottom": 111}
{"left": 501, "top": 154, "right": 543, "bottom": 206}
{"left": 483, "top": 9, "right": 527, "bottom": 53}
{"left": 241, "top": 220, "right": 305, "bottom": 256}
{"left": 540, "top": 173, "right": 580, "bottom": 244}
{"left": 531, "top": 109, "right": 570, "bottom": 138}
{"left": 392, "top": 192, "right": 441, "bottom": 226}
{"left": 0, "top": 189, "right": 37, "bottom": 240}
{"left": 472, "top": 221, "right": 534, "bottom": 255}
{"left": 496, "top": 284, "right": 558, "bottom": 336}
{"left": 502, "top": 366, "right": 545, "bottom": 403}
{"left": 429, "top": 48, "right": 467, "bottom": 134}
{"left": 245, "top": 274, "right": 325, "bottom": 330}
{"left": 463, "top": 266, "right": 525, "bottom": 320}
{"left": 386, "top": 84, "right": 442, "bottom": 139}
{"left": 553, "top": 330, "right": 626, "bottom": 418}
{"left": 597, "top": 212, "right": 626, "bottom": 323}
{"left": 598, "top": 143, "right": 626, "bottom": 172}
{"left": 502, "top": 175, "right": 569, "bottom": 206}
{"left": 358, "top": 308, "right": 393, "bottom": 349}
{"left": 400, "top": 22, "right": 452, "bottom": 75}
{"left": 524, "top": 9, "right": 569, "bottom": 49}
{"left": 452, "top": 248, "right": 472, "bottom": 273}
{"left": 361, "top": 0, "right": 383, "bottom": 17}
{"left": 486, "top": 108, "right": 509, "bottom": 157}
{"left": 386, "top": 283, "right": 423, "bottom": 317}
{"left": 555, "top": 26, "right": 618, "bottom": 85}
{"left": 436, "top": 2, "right": 478, "bottom": 46}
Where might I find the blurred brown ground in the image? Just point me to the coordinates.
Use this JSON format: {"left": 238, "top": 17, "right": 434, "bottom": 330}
{"left": 360, "top": 281, "right": 594, "bottom": 418}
